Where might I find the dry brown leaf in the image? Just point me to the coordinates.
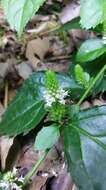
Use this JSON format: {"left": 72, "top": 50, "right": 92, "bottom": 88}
{"left": 27, "top": 21, "right": 57, "bottom": 34}
{"left": 45, "top": 61, "right": 70, "bottom": 73}
{"left": 80, "top": 101, "right": 91, "bottom": 110}
{"left": 92, "top": 99, "right": 105, "bottom": 106}
{"left": 70, "top": 30, "right": 96, "bottom": 47}
{"left": 0, "top": 136, "right": 14, "bottom": 170}
{"left": 0, "top": 103, "right": 15, "bottom": 170}
{"left": 60, "top": 1, "right": 80, "bottom": 24}
{"left": 0, "top": 62, "right": 9, "bottom": 78}
{"left": 26, "top": 38, "right": 50, "bottom": 69}
{"left": 50, "top": 169, "right": 73, "bottom": 190}
{"left": 30, "top": 176, "right": 48, "bottom": 190}
{"left": 15, "top": 61, "right": 33, "bottom": 79}
{"left": 17, "top": 142, "right": 64, "bottom": 190}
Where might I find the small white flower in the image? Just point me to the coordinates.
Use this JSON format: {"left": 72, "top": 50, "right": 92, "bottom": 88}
{"left": 55, "top": 88, "right": 68, "bottom": 104}
{"left": 59, "top": 88, "right": 68, "bottom": 97}
{"left": 43, "top": 90, "right": 55, "bottom": 107}
{"left": 12, "top": 167, "right": 18, "bottom": 176}
{"left": 18, "top": 176, "right": 24, "bottom": 183}
{"left": 56, "top": 91, "right": 66, "bottom": 100}
{"left": 43, "top": 87, "right": 68, "bottom": 107}
{"left": 45, "top": 97, "right": 55, "bottom": 107}
{"left": 0, "top": 180, "right": 9, "bottom": 189}
{"left": 59, "top": 98, "right": 65, "bottom": 105}
{"left": 102, "top": 36, "right": 106, "bottom": 45}
{"left": 11, "top": 182, "right": 22, "bottom": 190}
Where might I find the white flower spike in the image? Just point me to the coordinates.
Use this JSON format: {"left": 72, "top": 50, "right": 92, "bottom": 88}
{"left": 43, "top": 87, "right": 68, "bottom": 107}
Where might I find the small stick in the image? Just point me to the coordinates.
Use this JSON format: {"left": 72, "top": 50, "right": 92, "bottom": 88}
{"left": 4, "top": 81, "right": 8, "bottom": 108}
{"left": 45, "top": 55, "right": 71, "bottom": 62}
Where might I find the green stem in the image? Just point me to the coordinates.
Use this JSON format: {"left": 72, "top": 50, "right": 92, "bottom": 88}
{"left": 103, "top": 2, "right": 106, "bottom": 36}
{"left": 23, "top": 150, "right": 49, "bottom": 187}
{"left": 77, "top": 64, "right": 106, "bottom": 106}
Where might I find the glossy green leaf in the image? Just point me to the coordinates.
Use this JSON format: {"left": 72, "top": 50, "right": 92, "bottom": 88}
{"left": 0, "top": 72, "right": 83, "bottom": 136}
{"left": 35, "top": 124, "right": 60, "bottom": 150}
{"left": 0, "top": 74, "right": 46, "bottom": 136}
{"left": 2, "top": 0, "right": 46, "bottom": 36}
{"left": 80, "top": 0, "right": 103, "bottom": 29}
{"left": 64, "top": 105, "right": 106, "bottom": 190}
{"left": 57, "top": 17, "right": 81, "bottom": 32}
{"left": 31, "top": 72, "right": 84, "bottom": 100}
{"left": 76, "top": 39, "right": 106, "bottom": 63}
{"left": 70, "top": 61, "right": 106, "bottom": 97}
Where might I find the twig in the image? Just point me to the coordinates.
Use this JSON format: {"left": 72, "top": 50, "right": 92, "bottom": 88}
{"left": 4, "top": 81, "right": 8, "bottom": 108}
{"left": 45, "top": 55, "right": 71, "bottom": 62}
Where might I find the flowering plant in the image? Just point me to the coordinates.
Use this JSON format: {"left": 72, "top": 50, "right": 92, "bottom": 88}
{"left": 0, "top": 66, "right": 106, "bottom": 190}
{"left": 0, "top": 0, "right": 106, "bottom": 189}
{"left": 0, "top": 168, "right": 24, "bottom": 190}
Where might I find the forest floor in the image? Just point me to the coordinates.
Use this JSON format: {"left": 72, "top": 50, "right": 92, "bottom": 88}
{"left": 0, "top": 1, "right": 105, "bottom": 190}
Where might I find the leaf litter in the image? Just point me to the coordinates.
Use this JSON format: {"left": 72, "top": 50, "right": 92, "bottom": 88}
{"left": 0, "top": 0, "right": 105, "bottom": 190}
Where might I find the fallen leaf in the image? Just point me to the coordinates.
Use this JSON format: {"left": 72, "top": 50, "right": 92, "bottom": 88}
{"left": 0, "top": 103, "right": 15, "bottom": 170}
{"left": 60, "top": 2, "right": 80, "bottom": 24}
{"left": 50, "top": 168, "right": 73, "bottom": 190}
{"left": 80, "top": 101, "right": 91, "bottom": 110}
{"left": 0, "top": 136, "right": 14, "bottom": 170}
{"left": 15, "top": 61, "right": 33, "bottom": 79}
{"left": 26, "top": 38, "right": 50, "bottom": 70}
{"left": 27, "top": 21, "right": 57, "bottom": 34}
{"left": 30, "top": 176, "right": 48, "bottom": 190}
{"left": 69, "top": 30, "right": 95, "bottom": 47}
{"left": 92, "top": 99, "right": 105, "bottom": 106}
{"left": 0, "top": 62, "right": 9, "bottom": 78}
{"left": 17, "top": 141, "right": 64, "bottom": 190}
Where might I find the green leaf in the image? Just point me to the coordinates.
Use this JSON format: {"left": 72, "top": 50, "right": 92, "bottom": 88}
{"left": 64, "top": 105, "right": 106, "bottom": 190}
{"left": 70, "top": 61, "right": 106, "bottom": 97}
{"left": 76, "top": 39, "right": 106, "bottom": 63}
{"left": 57, "top": 17, "right": 81, "bottom": 32}
{"left": 75, "top": 64, "right": 90, "bottom": 89}
{"left": 2, "top": 0, "right": 46, "bottom": 36}
{"left": 33, "top": 72, "right": 84, "bottom": 100}
{"left": 0, "top": 72, "right": 82, "bottom": 136}
{"left": 0, "top": 73, "right": 46, "bottom": 136}
{"left": 35, "top": 124, "right": 60, "bottom": 150}
{"left": 80, "top": 0, "right": 103, "bottom": 29}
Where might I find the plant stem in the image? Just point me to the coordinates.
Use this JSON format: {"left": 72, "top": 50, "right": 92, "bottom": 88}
{"left": 23, "top": 150, "right": 49, "bottom": 187}
{"left": 77, "top": 64, "right": 106, "bottom": 106}
{"left": 103, "top": 2, "right": 106, "bottom": 36}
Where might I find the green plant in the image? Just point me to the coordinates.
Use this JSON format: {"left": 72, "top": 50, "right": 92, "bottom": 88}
{"left": 0, "top": 168, "right": 24, "bottom": 190}
{"left": 1, "top": 0, "right": 47, "bottom": 37}
{"left": 0, "top": 0, "right": 106, "bottom": 190}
